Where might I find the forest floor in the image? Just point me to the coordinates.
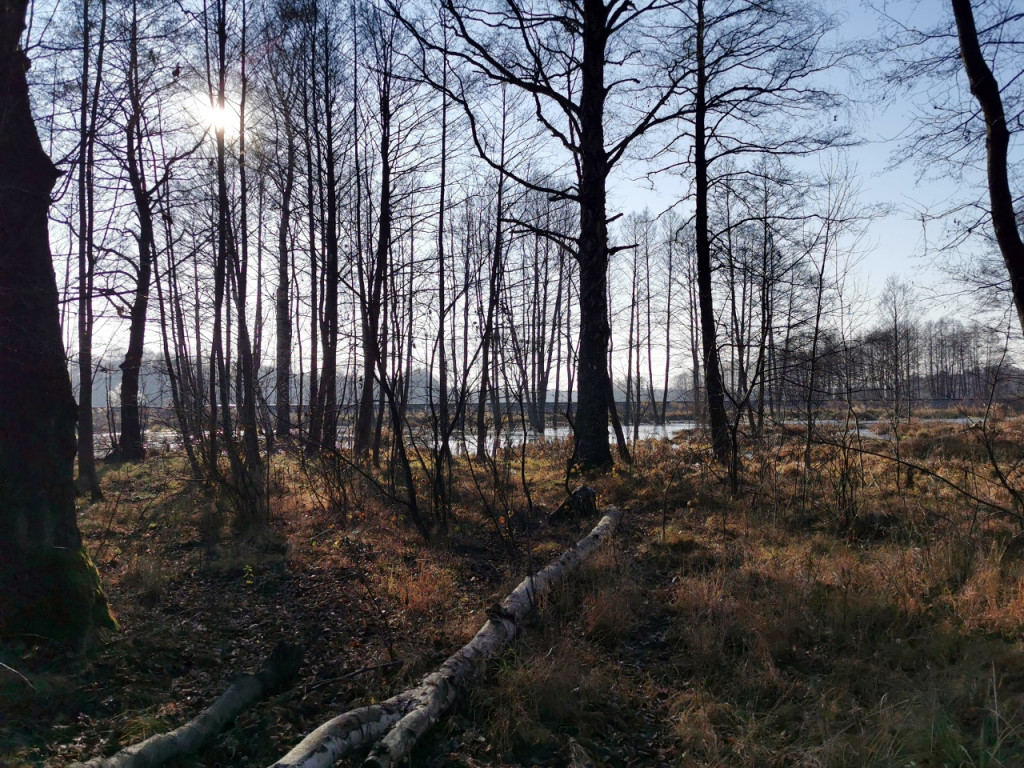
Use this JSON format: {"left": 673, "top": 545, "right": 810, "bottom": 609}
{"left": 5, "top": 420, "right": 1024, "bottom": 767}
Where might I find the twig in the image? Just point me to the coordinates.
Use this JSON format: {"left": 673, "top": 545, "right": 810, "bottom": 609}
{"left": 0, "top": 661, "right": 34, "bottom": 690}
{"left": 308, "top": 661, "right": 403, "bottom": 691}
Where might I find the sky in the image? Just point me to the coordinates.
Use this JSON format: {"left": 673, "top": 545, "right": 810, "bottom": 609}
{"left": 44, "top": 0, "right": 1017, "bottom": 372}
{"left": 835, "top": 1, "right": 966, "bottom": 294}
{"left": 608, "top": 0, "right": 1009, "bottom": 310}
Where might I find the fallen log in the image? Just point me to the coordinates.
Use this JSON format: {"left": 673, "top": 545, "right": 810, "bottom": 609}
{"left": 267, "top": 701, "right": 408, "bottom": 768}
{"left": 270, "top": 506, "right": 624, "bottom": 768}
{"left": 71, "top": 641, "right": 303, "bottom": 768}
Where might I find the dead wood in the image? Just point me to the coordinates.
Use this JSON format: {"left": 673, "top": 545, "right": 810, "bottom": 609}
{"left": 0, "top": 660, "right": 34, "bottom": 690}
{"left": 550, "top": 486, "right": 599, "bottom": 523}
{"left": 270, "top": 507, "right": 623, "bottom": 768}
{"left": 71, "top": 641, "right": 303, "bottom": 768}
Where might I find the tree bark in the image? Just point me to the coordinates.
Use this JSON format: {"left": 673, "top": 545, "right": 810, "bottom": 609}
{"left": 570, "top": 0, "right": 614, "bottom": 471}
{"left": 275, "top": 126, "right": 295, "bottom": 439}
{"left": 316, "top": 34, "right": 339, "bottom": 452}
{"left": 694, "top": 0, "right": 730, "bottom": 464}
{"left": 951, "top": 0, "right": 1024, "bottom": 336}
{"left": 75, "top": 0, "right": 104, "bottom": 495}
{"left": 355, "top": 29, "right": 390, "bottom": 458}
{"left": 118, "top": 12, "right": 155, "bottom": 463}
{"left": 0, "top": 0, "right": 115, "bottom": 641}
{"left": 476, "top": 175, "right": 503, "bottom": 459}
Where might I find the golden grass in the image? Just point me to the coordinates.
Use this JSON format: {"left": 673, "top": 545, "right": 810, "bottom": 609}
{"left": 457, "top": 419, "right": 1024, "bottom": 765}
{"left": 14, "top": 414, "right": 1024, "bottom": 766}
{"left": 382, "top": 560, "right": 460, "bottom": 617}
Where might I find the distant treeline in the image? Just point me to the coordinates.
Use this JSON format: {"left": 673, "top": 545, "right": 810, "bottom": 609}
{"left": 75, "top": 311, "right": 1021, "bottom": 441}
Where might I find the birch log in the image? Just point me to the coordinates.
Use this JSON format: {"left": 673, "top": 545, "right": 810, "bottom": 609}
{"left": 71, "top": 641, "right": 303, "bottom": 768}
{"left": 270, "top": 506, "right": 623, "bottom": 768}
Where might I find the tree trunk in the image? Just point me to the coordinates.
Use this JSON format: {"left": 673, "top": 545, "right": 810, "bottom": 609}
{"left": 0, "top": 0, "right": 116, "bottom": 641}
{"left": 476, "top": 149, "right": 505, "bottom": 458}
{"left": 118, "top": 14, "right": 154, "bottom": 463}
{"left": 570, "top": 0, "right": 614, "bottom": 471}
{"left": 661, "top": 224, "right": 674, "bottom": 424}
{"left": 76, "top": 0, "right": 104, "bottom": 495}
{"left": 302, "top": 26, "right": 320, "bottom": 449}
{"left": 275, "top": 127, "right": 295, "bottom": 439}
{"left": 354, "top": 16, "right": 384, "bottom": 460}
{"left": 694, "top": 0, "right": 730, "bottom": 464}
{"left": 951, "top": 0, "right": 1024, "bottom": 336}
{"left": 317, "top": 75, "right": 339, "bottom": 452}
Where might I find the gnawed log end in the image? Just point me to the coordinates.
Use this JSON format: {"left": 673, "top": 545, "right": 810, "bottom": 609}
{"left": 258, "top": 640, "right": 305, "bottom": 693}
{"left": 550, "top": 486, "right": 599, "bottom": 524}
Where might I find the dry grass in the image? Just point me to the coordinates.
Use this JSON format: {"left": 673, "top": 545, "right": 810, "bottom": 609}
{"left": 454, "top": 418, "right": 1024, "bottom": 766}
{"left": 381, "top": 560, "right": 460, "bottom": 616}
{"left": 10, "top": 416, "right": 1024, "bottom": 766}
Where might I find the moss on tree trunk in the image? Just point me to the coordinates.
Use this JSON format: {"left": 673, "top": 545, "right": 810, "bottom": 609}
{"left": 0, "top": 547, "right": 117, "bottom": 640}
{"left": 0, "top": 0, "right": 115, "bottom": 642}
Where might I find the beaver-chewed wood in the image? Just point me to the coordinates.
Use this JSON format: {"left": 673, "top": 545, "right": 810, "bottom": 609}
{"left": 269, "top": 506, "right": 624, "bottom": 768}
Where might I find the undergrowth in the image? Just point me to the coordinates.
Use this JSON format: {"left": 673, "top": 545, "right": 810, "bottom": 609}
{"left": 5, "top": 417, "right": 1024, "bottom": 766}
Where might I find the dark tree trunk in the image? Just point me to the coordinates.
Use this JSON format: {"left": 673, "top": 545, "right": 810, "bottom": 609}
{"left": 694, "top": 0, "right": 730, "bottom": 464}
{"left": 317, "top": 95, "right": 339, "bottom": 451}
{"left": 275, "top": 129, "right": 295, "bottom": 439}
{"left": 661, "top": 229, "right": 674, "bottom": 425}
{"left": 302, "top": 24, "right": 320, "bottom": 449}
{"left": 76, "top": 0, "right": 104, "bottom": 496}
{"left": 116, "top": 226, "right": 152, "bottom": 463}
{"left": 0, "top": 0, "right": 116, "bottom": 640}
{"left": 570, "top": 0, "right": 613, "bottom": 472}
{"left": 353, "top": 8, "right": 382, "bottom": 460}
{"left": 476, "top": 93, "right": 507, "bottom": 458}
{"left": 433, "top": 61, "right": 452, "bottom": 525}
{"left": 951, "top": 0, "right": 1024, "bottom": 336}
{"left": 355, "top": 70, "right": 389, "bottom": 459}
{"left": 117, "top": 0, "right": 152, "bottom": 463}
{"left": 476, "top": 183, "right": 502, "bottom": 459}
{"left": 354, "top": 224, "right": 383, "bottom": 460}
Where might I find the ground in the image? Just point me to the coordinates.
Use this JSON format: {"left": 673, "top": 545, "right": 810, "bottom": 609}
{"left": 4, "top": 420, "right": 1024, "bottom": 766}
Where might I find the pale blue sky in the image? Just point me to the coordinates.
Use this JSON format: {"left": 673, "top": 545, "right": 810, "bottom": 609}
{"left": 610, "top": 0, "right": 1011, "bottom": 310}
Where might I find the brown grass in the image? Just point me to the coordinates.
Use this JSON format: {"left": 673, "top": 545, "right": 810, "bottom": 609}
{"left": 454, "top": 419, "right": 1024, "bottom": 766}
{"left": 8, "top": 418, "right": 1024, "bottom": 766}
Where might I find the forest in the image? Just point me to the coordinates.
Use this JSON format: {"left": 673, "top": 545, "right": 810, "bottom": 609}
{"left": 4, "top": 0, "right": 1024, "bottom": 765}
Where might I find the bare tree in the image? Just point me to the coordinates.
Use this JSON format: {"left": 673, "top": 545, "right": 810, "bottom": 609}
{"left": 0, "top": 0, "right": 116, "bottom": 640}
{"left": 262, "top": 8, "right": 301, "bottom": 441}
{"left": 397, "top": 0, "right": 692, "bottom": 470}
{"left": 878, "top": 1, "right": 1024, "bottom": 330}
{"left": 951, "top": 0, "right": 1024, "bottom": 334}
{"left": 672, "top": 0, "right": 846, "bottom": 465}
{"left": 74, "top": 0, "right": 106, "bottom": 495}
{"left": 110, "top": 0, "right": 196, "bottom": 462}
{"left": 204, "top": 0, "right": 268, "bottom": 529}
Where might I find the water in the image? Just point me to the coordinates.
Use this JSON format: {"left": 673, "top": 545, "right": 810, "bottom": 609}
{"left": 446, "top": 421, "right": 699, "bottom": 454}
{"left": 92, "top": 416, "right": 977, "bottom": 456}
{"left": 94, "top": 429, "right": 182, "bottom": 454}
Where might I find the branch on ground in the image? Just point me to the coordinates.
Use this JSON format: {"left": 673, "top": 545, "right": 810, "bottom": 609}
{"left": 270, "top": 507, "right": 625, "bottom": 768}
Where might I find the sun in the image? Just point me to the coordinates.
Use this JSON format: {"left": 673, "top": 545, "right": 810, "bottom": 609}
{"left": 198, "top": 98, "right": 240, "bottom": 140}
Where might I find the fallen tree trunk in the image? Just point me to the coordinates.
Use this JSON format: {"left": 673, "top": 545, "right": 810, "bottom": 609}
{"left": 72, "top": 641, "right": 304, "bottom": 768}
{"left": 270, "top": 507, "right": 624, "bottom": 768}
